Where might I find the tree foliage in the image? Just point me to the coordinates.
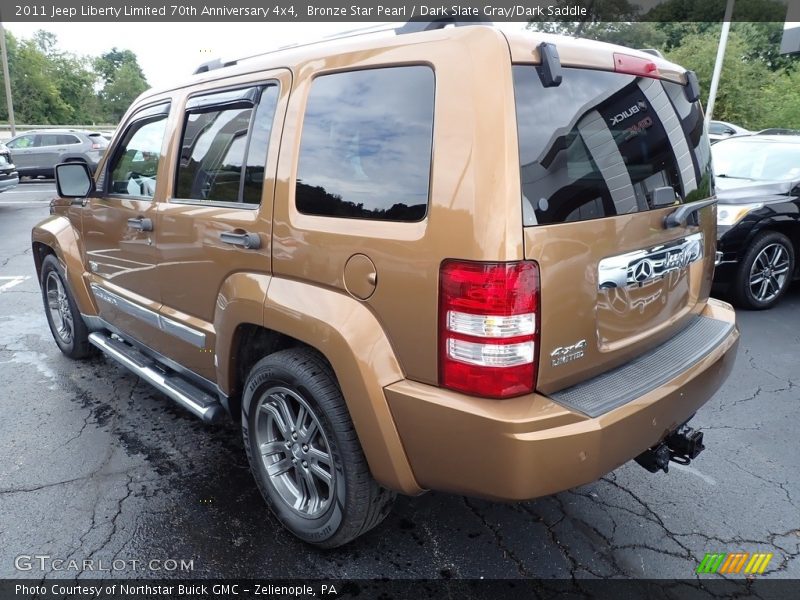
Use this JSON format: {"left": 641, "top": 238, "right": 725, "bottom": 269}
{"left": 0, "top": 30, "right": 148, "bottom": 125}
{"left": 95, "top": 48, "right": 149, "bottom": 122}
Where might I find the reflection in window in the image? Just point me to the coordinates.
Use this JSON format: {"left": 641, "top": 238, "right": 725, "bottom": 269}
{"left": 296, "top": 66, "right": 434, "bottom": 221}
{"left": 108, "top": 115, "right": 169, "bottom": 197}
{"left": 176, "top": 107, "right": 252, "bottom": 203}
{"left": 175, "top": 85, "right": 278, "bottom": 205}
{"left": 243, "top": 86, "right": 278, "bottom": 204}
{"left": 513, "top": 66, "right": 704, "bottom": 226}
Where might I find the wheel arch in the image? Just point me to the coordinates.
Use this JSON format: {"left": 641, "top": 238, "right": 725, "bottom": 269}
{"left": 31, "top": 215, "right": 97, "bottom": 316}
{"left": 214, "top": 273, "right": 422, "bottom": 495}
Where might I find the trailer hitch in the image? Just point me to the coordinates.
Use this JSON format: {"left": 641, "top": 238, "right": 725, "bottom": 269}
{"left": 635, "top": 425, "right": 705, "bottom": 473}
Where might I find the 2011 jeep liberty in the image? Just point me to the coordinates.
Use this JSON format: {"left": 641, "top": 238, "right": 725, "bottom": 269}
{"left": 33, "top": 21, "right": 739, "bottom": 547}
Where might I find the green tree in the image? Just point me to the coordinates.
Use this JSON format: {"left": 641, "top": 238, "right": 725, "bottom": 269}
{"left": 760, "top": 68, "right": 800, "bottom": 128}
{"left": 3, "top": 33, "right": 70, "bottom": 123}
{"left": 667, "top": 30, "right": 775, "bottom": 128}
{"left": 99, "top": 61, "right": 148, "bottom": 122}
{"left": 0, "top": 29, "right": 100, "bottom": 124}
{"left": 95, "top": 48, "right": 148, "bottom": 122}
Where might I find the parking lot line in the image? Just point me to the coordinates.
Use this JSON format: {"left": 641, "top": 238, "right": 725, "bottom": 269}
{"left": 0, "top": 276, "right": 30, "bottom": 292}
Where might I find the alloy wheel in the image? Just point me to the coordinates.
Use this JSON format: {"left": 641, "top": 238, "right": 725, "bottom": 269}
{"left": 748, "top": 243, "right": 790, "bottom": 303}
{"left": 254, "top": 386, "right": 335, "bottom": 518}
{"left": 45, "top": 272, "right": 73, "bottom": 344}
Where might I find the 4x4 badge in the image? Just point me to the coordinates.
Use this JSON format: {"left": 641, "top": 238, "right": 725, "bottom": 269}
{"left": 551, "top": 340, "right": 588, "bottom": 367}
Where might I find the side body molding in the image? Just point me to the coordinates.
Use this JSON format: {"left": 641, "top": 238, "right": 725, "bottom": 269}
{"left": 31, "top": 215, "right": 97, "bottom": 316}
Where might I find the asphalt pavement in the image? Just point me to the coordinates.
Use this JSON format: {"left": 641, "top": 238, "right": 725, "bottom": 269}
{"left": 0, "top": 183, "right": 798, "bottom": 581}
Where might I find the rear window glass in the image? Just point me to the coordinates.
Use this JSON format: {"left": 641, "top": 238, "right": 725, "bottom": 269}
{"left": 57, "top": 134, "right": 81, "bottom": 145}
{"left": 88, "top": 133, "right": 109, "bottom": 147}
{"left": 513, "top": 66, "right": 711, "bottom": 226}
{"left": 295, "top": 66, "right": 434, "bottom": 222}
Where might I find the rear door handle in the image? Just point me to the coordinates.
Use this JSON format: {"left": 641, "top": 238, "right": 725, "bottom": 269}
{"left": 663, "top": 198, "right": 718, "bottom": 229}
{"left": 220, "top": 231, "right": 261, "bottom": 249}
{"left": 127, "top": 217, "right": 153, "bottom": 232}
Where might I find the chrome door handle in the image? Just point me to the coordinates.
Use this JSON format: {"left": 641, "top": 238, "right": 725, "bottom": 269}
{"left": 219, "top": 231, "right": 261, "bottom": 249}
{"left": 127, "top": 217, "right": 153, "bottom": 232}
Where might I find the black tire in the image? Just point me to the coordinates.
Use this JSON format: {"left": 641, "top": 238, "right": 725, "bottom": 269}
{"left": 731, "top": 231, "right": 795, "bottom": 310}
{"left": 241, "top": 348, "right": 395, "bottom": 548}
{"left": 40, "top": 254, "right": 94, "bottom": 358}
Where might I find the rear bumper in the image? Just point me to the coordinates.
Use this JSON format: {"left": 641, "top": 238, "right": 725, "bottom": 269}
{"left": 386, "top": 299, "right": 739, "bottom": 501}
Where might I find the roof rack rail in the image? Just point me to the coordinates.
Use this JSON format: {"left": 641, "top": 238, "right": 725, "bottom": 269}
{"left": 193, "top": 58, "right": 240, "bottom": 75}
{"left": 395, "top": 16, "right": 492, "bottom": 35}
{"left": 192, "top": 18, "right": 493, "bottom": 75}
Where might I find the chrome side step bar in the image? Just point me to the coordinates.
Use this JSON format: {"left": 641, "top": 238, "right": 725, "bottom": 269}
{"left": 88, "top": 332, "right": 225, "bottom": 424}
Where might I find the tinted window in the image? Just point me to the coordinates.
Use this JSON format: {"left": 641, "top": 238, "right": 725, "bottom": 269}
{"left": 243, "top": 87, "right": 278, "bottom": 204}
{"left": 709, "top": 122, "right": 726, "bottom": 135}
{"left": 296, "top": 66, "right": 434, "bottom": 221}
{"left": 108, "top": 113, "right": 169, "bottom": 197}
{"left": 175, "top": 85, "right": 278, "bottom": 205}
{"left": 37, "top": 134, "right": 60, "bottom": 147}
{"left": 513, "top": 66, "right": 710, "bottom": 226}
{"left": 88, "top": 133, "right": 109, "bottom": 147}
{"left": 56, "top": 134, "right": 81, "bottom": 145}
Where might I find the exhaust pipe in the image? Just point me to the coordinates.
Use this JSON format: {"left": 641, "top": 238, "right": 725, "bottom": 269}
{"left": 635, "top": 425, "right": 705, "bottom": 473}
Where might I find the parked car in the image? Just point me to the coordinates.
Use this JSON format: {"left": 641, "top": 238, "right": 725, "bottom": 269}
{"left": 32, "top": 22, "right": 739, "bottom": 547}
{"left": 754, "top": 128, "right": 800, "bottom": 136}
{"left": 713, "top": 134, "right": 800, "bottom": 309}
{"left": 6, "top": 129, "right": 108, "bottom": 178}
{"left": 708, "top": 120, "right": 750, "bottom": 144}
{"left": 0, "top": 143, "right": 19, "bottom": 192}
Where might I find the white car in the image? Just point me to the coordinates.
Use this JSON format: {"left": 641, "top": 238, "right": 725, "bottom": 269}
{"left": 709, "top": 120, "right": 750, "bottom": 144}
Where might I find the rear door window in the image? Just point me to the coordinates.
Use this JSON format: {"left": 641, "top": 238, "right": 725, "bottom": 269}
{"left": 513, "top": 66, "right": 710, "bottom": 226}
{"left": 175, "top": 85, "right": 279, "bottom": 205}
{"left": 37, "top": 134, "right": 60, "bottom": 147}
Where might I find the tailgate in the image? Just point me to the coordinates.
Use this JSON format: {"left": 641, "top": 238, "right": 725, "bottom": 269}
{"left": 512, "top": 63, "right": 716, "bottom": 395}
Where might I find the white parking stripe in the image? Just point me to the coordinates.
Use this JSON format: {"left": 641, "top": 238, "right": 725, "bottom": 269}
{"left": 0, "top": 276, "right": 30, "bottom": 292}
{"left": 1, "top": 188, "right": 55, "bottom": 194}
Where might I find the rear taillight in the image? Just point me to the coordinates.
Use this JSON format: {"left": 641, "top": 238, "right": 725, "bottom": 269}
{"left": 613, "top": 52, "right": 660, "bottom": 79}
{"left": 439, "top": 260, "right": 540, "bottom": 399}
{"left": 91, "top": 143, "right": 102, "bottom": 149}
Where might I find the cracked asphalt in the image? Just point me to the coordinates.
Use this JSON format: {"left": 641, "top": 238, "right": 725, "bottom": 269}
{"left": 1, "top": 184, "right": 798, "bottom": 581}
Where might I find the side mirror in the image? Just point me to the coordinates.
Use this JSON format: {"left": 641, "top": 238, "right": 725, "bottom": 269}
{"left": 650, "top": 186, "right": 678, "bottom": 208}
{"left": 55, "top": 162, "right": 95, "bottom": 198}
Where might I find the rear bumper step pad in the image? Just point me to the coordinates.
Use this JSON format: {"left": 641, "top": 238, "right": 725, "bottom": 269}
{"left": 550, "top": 316, "right": 735, "bottom": 418}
